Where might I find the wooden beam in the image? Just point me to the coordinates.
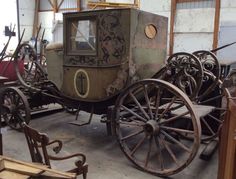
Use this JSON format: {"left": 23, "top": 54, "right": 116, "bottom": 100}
{"left": 53, "top": 0, "right": 58, "bottom": 12}
{"left": 57, "top": 0, "right": 64, "bottom": 10}
{"left": 213, "top": 0, "right": 221, "bottom": 53}
{"left": 77, "top": 0, "right": 81, "bottom": 11}
{"left": 33, "top": 0, "right": 40, "bottom": 37}
{"left": 48, "top": 0, "right": 54, "bottom": 9}
{"left": 39, "top": 9, "right": 53, "bottom": 12}
{"left": 169, "top": 0, "right": 177, "bottom": 55}
{"left": 177, "top": 0, "right": 205, "bottom": 3}
{"left": 59, "top": 8, "right": 81, "bottom": 11}
{"left": 134, "top": 0, "right": 140, "bottom": 8}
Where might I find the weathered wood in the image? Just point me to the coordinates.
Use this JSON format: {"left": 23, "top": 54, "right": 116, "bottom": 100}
{"left": 199, "top": 140, "right": 218, "bottom": 161}
{"left": 4, "top": 160, "right": 43, "bottom": 176}
{"left": 159, "top": 103, "right": 215, "bottom": 118}
{"left": 213, "top": 0, "right": 221, "bottom": 52}
{"left": 0, "top": 156, "right": 76, "bottom": 179}
{"left": 169, "top": 0, "right": 176, "bottom": 55}
{"left": 218, "top": 99, "right": 236, "bottom": 179}
{"left": 0, "top": 170, "right": 29, "bottom": 179}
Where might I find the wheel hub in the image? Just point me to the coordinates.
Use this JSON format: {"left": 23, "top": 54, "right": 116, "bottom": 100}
{"left": 144, "top": 120, "right": 160, "bottom": 135}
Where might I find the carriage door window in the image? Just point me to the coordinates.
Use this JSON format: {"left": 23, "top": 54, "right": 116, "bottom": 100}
{"left": 70, "top": 19, "right": 96, "bottom": 54}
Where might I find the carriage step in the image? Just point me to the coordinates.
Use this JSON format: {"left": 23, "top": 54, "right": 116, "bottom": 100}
{"left": 199, "top": 140, "right": 218, "bottom": 161}
{"left": 159, "top": 103, "right": 215, "bottom": 118}
{"left": 69, "top": 121, "right": 91, "bottom": 126}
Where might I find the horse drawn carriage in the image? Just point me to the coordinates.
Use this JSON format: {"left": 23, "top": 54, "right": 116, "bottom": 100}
{"left": 0, "top": 8, "right": 230, "bottom": 177}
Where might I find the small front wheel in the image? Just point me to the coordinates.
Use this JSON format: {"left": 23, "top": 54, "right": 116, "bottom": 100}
{"left": 0, "top": 87, "right": 30, "bottom": 130}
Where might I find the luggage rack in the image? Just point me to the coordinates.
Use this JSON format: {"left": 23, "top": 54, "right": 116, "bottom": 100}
{"left": 87, "top": 0, "right": 140, "bottom": 9}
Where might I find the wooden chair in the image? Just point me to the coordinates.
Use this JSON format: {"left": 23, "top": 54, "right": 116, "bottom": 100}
{"left": 22, "top": 123, "right": 88, "bottom": 179}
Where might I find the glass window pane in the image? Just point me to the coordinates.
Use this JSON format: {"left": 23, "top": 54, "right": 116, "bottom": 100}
{"left": 69, "top": 19, "right": 96, "bottom": 53}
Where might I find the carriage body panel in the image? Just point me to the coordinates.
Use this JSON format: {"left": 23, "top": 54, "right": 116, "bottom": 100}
{"left": 59, "top": 8, "right": 168, "bottom": 102}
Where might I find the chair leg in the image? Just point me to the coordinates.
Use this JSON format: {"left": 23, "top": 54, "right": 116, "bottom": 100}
{"left": 82, "top": 164, "right": 88, "bottom": 179}
{"left": 83, "top": 171, "right": 87, "bottom": 179}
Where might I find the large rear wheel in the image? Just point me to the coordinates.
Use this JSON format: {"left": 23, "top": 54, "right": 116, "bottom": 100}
{"left": 115, "top": 79, "right": 201, "bottom": 176}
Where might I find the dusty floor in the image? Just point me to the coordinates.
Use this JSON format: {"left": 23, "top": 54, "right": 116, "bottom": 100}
{"left": 2, "top": 109, "right": 218, "bottom": 179}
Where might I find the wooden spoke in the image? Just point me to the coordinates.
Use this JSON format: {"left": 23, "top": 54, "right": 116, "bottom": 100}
{"left": 121, "top": 105, "right": 147, "bottom": 122}
{"left": 160, "top": 126, "right": 194, "bottom": 134}
{"left": 145, "top": 136, "right": 153, "bottom": 167}
{"left": 129, "top": 91, "right": 150, "bottom": 120}
{"left": 201, "top": 117, "right": 215, "bottom": 135}
{"left": 16, "top": 103, "right": 24, "bottom": 110}
{"left": 4, "top": 96, "right": 12, "bottom": 105}
{"left": 121, "top": 129, "right": 144, "bottom": 141}
{"left": 15, "top": 95, "right": 21, "bottom": 105}
{"left": 2, "top": 104, "right": 10, "bottom": 109}
{"left": 161, "top": 130, "right": 191, "bottom": 153}
{"left": 143, "top": 85, "right": 153, "bottom": 119}
{"left": 159, "top": 97, "right": 176, "bottom": 119}
{"left": 207, "top": 113, "right": 223, "bottom": 124}
{"left": 16, "top": 113, "right": 25, "bottom": 123}
{"left": 154, "top": 87, "right": 161, "bottom": 119}
{"left": 130, "top": 135, "right": 147, "bottom": 156}
{"left": 160, "top": 137, "right": 180, "bottom": 167}
{"left": 8, "top": 115, "right": 14, "bottom": 124}
{"left": 220, "top": 111, "right": 226, "bottom": 117}
{"left": 159, "top": 111, "right": 190, "bottom": 125}
{"left": 199, "top": 95, "right": 222, "bottom": 104}
{"left": 155, "top": 137, "right": 164, "bottom": 170}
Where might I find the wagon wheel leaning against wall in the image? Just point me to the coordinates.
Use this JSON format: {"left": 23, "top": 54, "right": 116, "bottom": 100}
{"left": 0, "top": 87, "right": 30, "bottom": 131}
{"left": 115, "top": 79, "right": 201, "bottom": 176}
{"left": 192, "top": 50, "right": 227, "bottom": 141}
{"left": 156, "top": 52, "right": 226, "bottom": 142}
{"left": 14, "top": 43, "right": 47, "bottom": 87}
{"left": 163, "top": 52, "right": 203, "bottom": 101}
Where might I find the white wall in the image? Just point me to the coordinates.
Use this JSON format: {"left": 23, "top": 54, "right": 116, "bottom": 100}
{"left": 33, "top": 0, "right": 236, "bottom": 55}
{"left": 140, "top": 0, "right": 215, "bottom": 54}
{"left": 221, "top": 0, "right": 236, "bottom": 22}
{"left": 217, "top": 0, "right": 236, "bottom": 60}
{"left": 38, "top": 12, "right": 54, "bottom": 42}
{"left": 140, "top": 0, "right": 236, "bottom": 54}
{"left": 18, "top": 0, "right": 35, "bottom": 42}
{"left": 0, "top": 0, "right": 18, "bottom": 51}
{"left": 173, "top": 8, "right": 215, "bottom": 53}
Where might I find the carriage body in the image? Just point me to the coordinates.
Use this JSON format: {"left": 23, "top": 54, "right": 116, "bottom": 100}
{"left": 61, "top": 8, "right": 168, "bottom": 102}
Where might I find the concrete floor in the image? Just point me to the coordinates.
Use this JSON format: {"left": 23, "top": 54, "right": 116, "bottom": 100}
{"left": 2, "top": 110, "right": 218, "bottom": 179}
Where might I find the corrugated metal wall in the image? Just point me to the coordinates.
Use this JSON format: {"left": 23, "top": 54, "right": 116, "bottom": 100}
{"left": 40, "top": 0, "right": 77, "bottom": 11}
{"left": 59, "top": 0, "right": 77, "bottom": 10}
{"left": 40, "top": 0, "right": 51, "bottom": 11}
{"left": 177, "top": 0, "right": 215, "bottom": 9}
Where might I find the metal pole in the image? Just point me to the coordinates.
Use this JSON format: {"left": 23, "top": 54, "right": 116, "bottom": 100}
{"left": 16, "top": 0, "right": 20, "bottom": 42}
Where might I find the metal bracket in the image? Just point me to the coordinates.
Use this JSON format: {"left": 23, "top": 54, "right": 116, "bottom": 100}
{"left": 69, "top": 106, "right": 94, "bottom": 126}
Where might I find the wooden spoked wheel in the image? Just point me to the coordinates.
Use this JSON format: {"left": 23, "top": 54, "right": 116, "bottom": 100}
{"left": 164, "top": 52, "right": 203, "bottom": 101}
{"left": 0, "top": 87, "right": 30, "bottom": 130}
{"left": 197, "top": 80, "right": 227, "bottom": 141}
{"left": 14, "top": 43, "right": 47, "bottom": 87}
{"left": 115, "top": 79, "right": 201, "bottom": 176}
{"left": 191, "top": 50, "right": 224, "bottom": 141}
{"left": 193, "top": 50, "right": 220, "bottom": 101}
